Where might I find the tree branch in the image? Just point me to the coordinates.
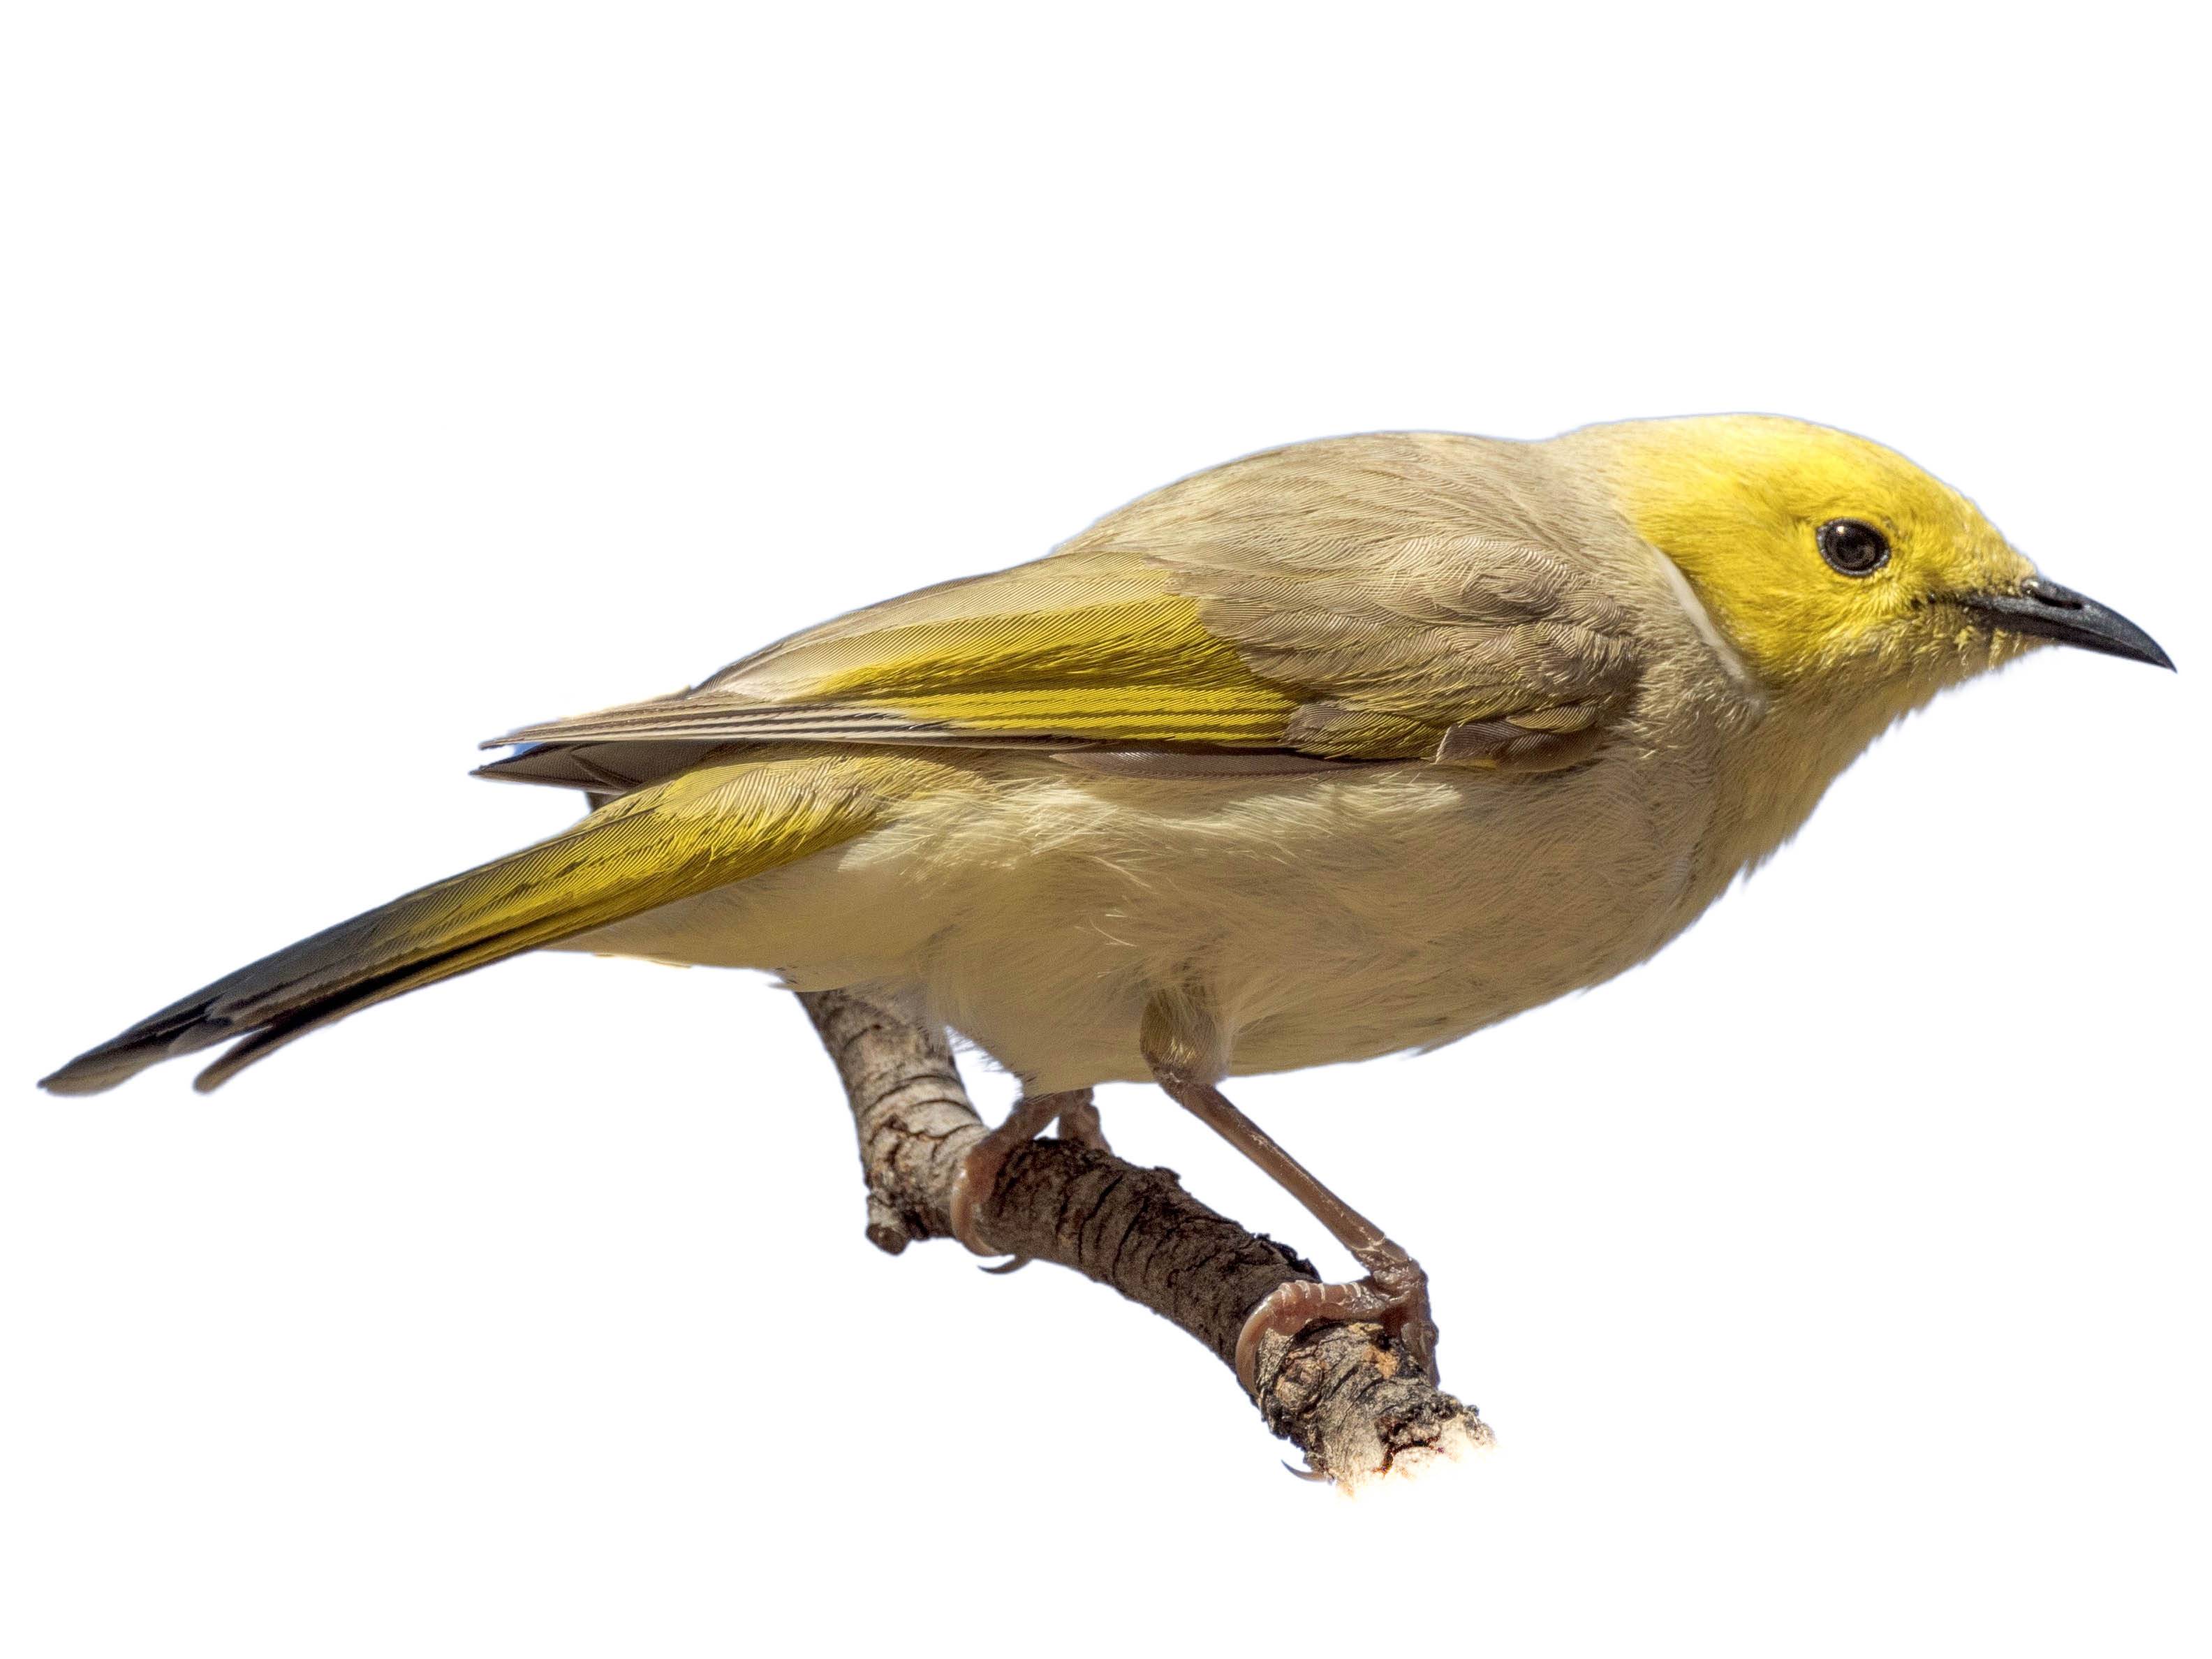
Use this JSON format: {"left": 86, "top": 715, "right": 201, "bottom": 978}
{"left": 795, "top": 987, "right": 1489, "bottom": 1488}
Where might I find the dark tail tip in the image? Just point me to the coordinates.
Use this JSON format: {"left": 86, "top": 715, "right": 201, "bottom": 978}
{"left": 40, "top": 1001, "right": 235, "bottom": 1096}
{"left": 40, "top": 1045, "right": 171, "bottom": 1096}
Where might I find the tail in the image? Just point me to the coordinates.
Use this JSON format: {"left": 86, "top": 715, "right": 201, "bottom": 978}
{"left": 40, "top": 751, "right": 936, "bottom": 1096}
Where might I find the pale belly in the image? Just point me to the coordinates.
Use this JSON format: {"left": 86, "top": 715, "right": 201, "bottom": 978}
{"left": 564, "top": 749, "right": 1725, "bottom": 1091}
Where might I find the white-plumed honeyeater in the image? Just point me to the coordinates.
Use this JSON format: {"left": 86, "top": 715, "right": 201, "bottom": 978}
{"left": 43, "top": 415, "right": 2172, "bottom": 1386}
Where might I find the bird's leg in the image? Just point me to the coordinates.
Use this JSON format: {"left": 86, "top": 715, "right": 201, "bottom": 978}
{"left": 949, "top": 1088, "right": 1100, "bottom": 1258}
{"left": 1053, "top": 1091, "right": 1111, "bottom": 1155}
{"left": 1146, "top": 1052, "right": 1438, "bottom": 1393}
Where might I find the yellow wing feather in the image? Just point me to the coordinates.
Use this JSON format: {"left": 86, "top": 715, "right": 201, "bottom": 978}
{"left": 804, "top": 586, "right": 1298, "bottom": 742}
{"left": 489, "top": 549, "right": 1306, "bottom": 757}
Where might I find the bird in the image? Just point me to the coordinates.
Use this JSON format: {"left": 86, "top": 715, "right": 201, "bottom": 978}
{"left": 40, "top": 414, "right": 2172, "bottom": 1389}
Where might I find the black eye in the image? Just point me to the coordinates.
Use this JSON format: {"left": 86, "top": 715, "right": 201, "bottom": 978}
{"left": 1817, "top": 517, "right": 1891, "bottom": 576}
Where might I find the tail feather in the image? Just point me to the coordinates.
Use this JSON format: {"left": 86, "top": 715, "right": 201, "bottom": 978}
{"left": 40, "top": 751, "right": 938, "bottom": 1095}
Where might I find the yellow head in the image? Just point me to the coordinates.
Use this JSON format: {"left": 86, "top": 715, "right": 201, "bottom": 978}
{"left": 1568, "top": 414, "right": 2169, "bottom": 699}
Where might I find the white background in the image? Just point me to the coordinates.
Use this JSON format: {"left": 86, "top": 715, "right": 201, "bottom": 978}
{"left": 4, "top": 4, "right": 2206, "bottom": 1655}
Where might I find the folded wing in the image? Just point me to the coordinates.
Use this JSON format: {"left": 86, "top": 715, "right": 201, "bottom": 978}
{"left": 480, "top": 485, "right": 1645, "bottom": 790}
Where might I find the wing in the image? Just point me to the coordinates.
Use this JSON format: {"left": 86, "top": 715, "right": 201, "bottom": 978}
{"left": 482, "top": 548, "right": 1301, "bottom": 763}
{"left": 480, "top": 454, "right": 1645, "bottom": 788}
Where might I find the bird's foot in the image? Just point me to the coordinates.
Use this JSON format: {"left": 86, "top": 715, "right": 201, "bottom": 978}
{"left": 1054, "top": 1093, "right": 1111, "bottom": 1156}
{"left": 1234, "top": 1242, "right": 1436, "bottom": 1395}
{"left": 948, "top": 1089, "right": 1100, "bottom": 1259}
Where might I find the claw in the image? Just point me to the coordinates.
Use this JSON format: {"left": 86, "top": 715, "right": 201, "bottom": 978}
{"left": 1233, "top": 1252, "right": 1437, "bottom": 1395}
{"left": 978, "top": 1255, "right": 1033, "bottom": 1275}
{"left": 1282, "top": 1459, "right": 1331, "bottom": 1483}
{"left": 950, "top": 1089, "right": 1096, "bottom": 1257}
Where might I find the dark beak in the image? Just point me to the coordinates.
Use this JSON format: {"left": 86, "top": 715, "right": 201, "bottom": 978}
{"left": 1956, "top": 577, "right": 2174, "bottom": 670}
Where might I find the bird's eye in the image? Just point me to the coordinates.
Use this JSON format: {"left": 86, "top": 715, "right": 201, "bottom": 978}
{"left": 1817, "top": 517, "right": 1891, "bottom": 577}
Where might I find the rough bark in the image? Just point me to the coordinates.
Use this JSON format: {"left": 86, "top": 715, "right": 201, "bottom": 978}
{"left": 796, "top": 987, "right": 1489, "bottom": 1489}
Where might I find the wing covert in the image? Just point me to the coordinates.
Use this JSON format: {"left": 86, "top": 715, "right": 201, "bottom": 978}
{"left": 1147, "top": 533, "right": 1642, "bottom": 764}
